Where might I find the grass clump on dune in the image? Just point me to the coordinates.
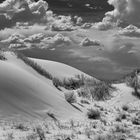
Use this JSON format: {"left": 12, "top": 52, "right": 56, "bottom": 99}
{"left": 92, "top": 82, "right": 114, "bottom": 101}
{"left": 53, "top": 74, "right": 85, "bottom": 90}
{"left": 87, "top": 108, "right": 101, "bottom": 120}
{"left": 64, "top": 91, "right": 77, "bottom": 104}
{"left": 125, "top": 70, "right": 140, "bottom": 98}
{"left": 0, "top": 52, "right": 7, "bottom": 60}
{"left": 78, "top": 81, "right": 114, "bottom": 101}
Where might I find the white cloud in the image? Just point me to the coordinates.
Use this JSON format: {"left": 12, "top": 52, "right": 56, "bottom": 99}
{"left": 51, "top": 16, "right": 75, "bottom": 31}
{"left": 1, "top": 33, "right": 25, "bottom": 44}
{"left": 128, "top": 50, "right": 137, "bottom": 54}
{"left": 80, "top": 37, "right": 102, "bottom": 47}
{"left": 0, "top": 32, "right": 71, "bottom": 50}
{"left": 93, "top": 21, "right": 115, "bottom": 30}
{"left": 81, "top": 23, "right": 93, "bottom": 29}
{"left": 88, "top": 56, "right": 111, "bottom": 62}
{"left": 24, "top": 33, "right": 45, "bottom": 43}
{"left": 107, "top": 0, "right": 140, "bottom": 26}
{"left": 42, "top": 33, "right": 71, "bottom": 48}
{"left": 118, "top": 25, "right": 140, "bottom": 37}
{"left": 95, "top": 0, "right": 140, "bottom": 30}
{"left": 0, "top": 0, "right": 49, "bottom": 29}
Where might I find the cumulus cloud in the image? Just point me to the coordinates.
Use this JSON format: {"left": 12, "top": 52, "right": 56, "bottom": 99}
{"left": 42, "top": 33, "right": 71, "bottom": 48}
{"left": 81, "top": 23, "right": 93, "bottom": 29}
{"left": 107, "top": 0, "right": 140, "bottom": 26}
{"left": 94, "top": 20, "right": 115, "bottom": 30}
{"left": 0, "top": 33, "right": 71, "bottom": 50}
{"left": 0, "top": 0, "right": 49, "bottom": 29}
{"left": 80, "top": 37, "right": 102, "bottom": 48}
{"left": 95, "top": 0, "right": 140, "bottom": 30}
{"left": 0, "top": 0, "right": 85, "bottom": 30}
{"left": 1, "top": 33, "right": 25, "bottom": 44}
{"left": 88, "top": 56, "right": 111, "bottom": 62}
{"left": 50, "top": 16, "right": 75, "bottom": 31}
{"left": 118, "top": 25, "right": 140, "bottom": 37}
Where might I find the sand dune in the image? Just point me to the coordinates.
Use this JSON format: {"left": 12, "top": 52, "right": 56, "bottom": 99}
{"left": 0, "top": 52, "right": 83, "bottom": 120}
{"left": 31, "top": 58, "right": 91, "bottom": 80}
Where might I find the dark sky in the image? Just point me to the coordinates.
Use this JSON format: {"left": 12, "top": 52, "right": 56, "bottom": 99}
{"left": 0, "top": 0, "right": 113, "bottom": 12}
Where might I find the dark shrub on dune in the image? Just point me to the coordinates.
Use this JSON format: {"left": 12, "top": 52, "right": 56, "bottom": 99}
{"left": 53, "top": 74, "right": 85, "bottom": 90}
{"left": 0, "top": 52, "right": 6, "bottom": 60}
{"left": 92, "top": 82, "right": 114, "bottom": 101}
{"left": 125, "top": 70, "right": 140, "bottom": 98}
{"left": 87, "top": 108, "right": 101, "bottom": 120}
{"left": 79, "top": 81, "right": 114, "bottom": 101}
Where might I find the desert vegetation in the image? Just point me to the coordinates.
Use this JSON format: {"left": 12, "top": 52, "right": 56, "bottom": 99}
{"left": 87, "top": 108, "right": 101, "bottom": 120}
{"left": 0, "top": 102, "right": 140, "bottom": 140}
{"left": 52, "top": 74, "right": 85, "bottom": 90}
{"left": 64, "top": 91, "right": 77, "bottom": 104}
{"left": 78, "top": 81, "right": 114, "bottom": 101}
{"left": 125, "top": 70, "right": 140, "bottom": 98}
{"left": 0, "top": 52, "right": 7, "bottom": 60}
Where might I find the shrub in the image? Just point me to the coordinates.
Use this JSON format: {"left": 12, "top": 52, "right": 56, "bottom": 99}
{"left": 0, "top": 52, "right": 6, "bottom": 60}
{"left": 36, "top": 126, "right": 45, "bottom": 140}
{"left": 77, "top": 87, "right": 91, "bottom": 99}
{"left": 53, "top": 75, "right": 85, "bottom": 90}
{"left": 122, "top": 105, "right": 129, "bottom": 111}
{"left": 14, "top": 123, "right": 29, "bottom": 131}
{"left": 80, "top": 99, "right": 90, "bottom": 104}
{"left": 132, "top": 117, "right": 140, "bottom": 125}
{"left": 52, "top": 77, "right": 63, "bottom": 88}
{"left": 64, "top": 91, "right": 76, "bottom": 104}
{"left": 114, "top": 124, "right": 128, "bottom": 133}
{"left": 125, "top": 70, "right": 140, "bottom": 98}
{"left": 87, "top": 108, "right": 101, "bottom": 120}
{"left": 116, "top": 113, "right": 127, "bottom": 122}
{"left": 91, "top": 82, "right": 113, "bottom": 101}
{"left": 78, "top": 80, "right": 114, "bottom": 101}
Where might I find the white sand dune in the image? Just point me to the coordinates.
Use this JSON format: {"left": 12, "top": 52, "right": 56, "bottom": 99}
{"left": 105, "top": 83, "right": 139, "bottom": 108}
{"left": 0, "top": 52, "right": 83, "bottom": 120}
{"left": 31, "top": 58, "right": 91, "bottom": 80}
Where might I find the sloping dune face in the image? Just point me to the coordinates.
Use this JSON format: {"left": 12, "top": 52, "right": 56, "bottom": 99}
{"left": 31, "top": 58, "right": 91, "bottom": 80}
{"left": 0, "top": 52, "right": 82, "bottom": 120}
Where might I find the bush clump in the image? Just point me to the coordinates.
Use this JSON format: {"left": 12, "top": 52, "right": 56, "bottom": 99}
{"left": 125, "top": 70, "right": 140, "bottom": 98}
{"left": 53, "top": 75, "right": 85, "bottom": 90}
{"left": 122, "top": 104, "right": 129, "bottom": 111}
{"left": 64, "top": 91, "right": 76, "bottom": 104}
{"left": 132, "top": 116, "right": 140, "bottom": 125}
{"left": 87, "top": 108, "right": 101, "bottom": 120}
{"left": 0, "top": 52, "right": 6, "bottom": 60}
{"left": 92, "top": 82, "right": 113, "bottom": 101}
